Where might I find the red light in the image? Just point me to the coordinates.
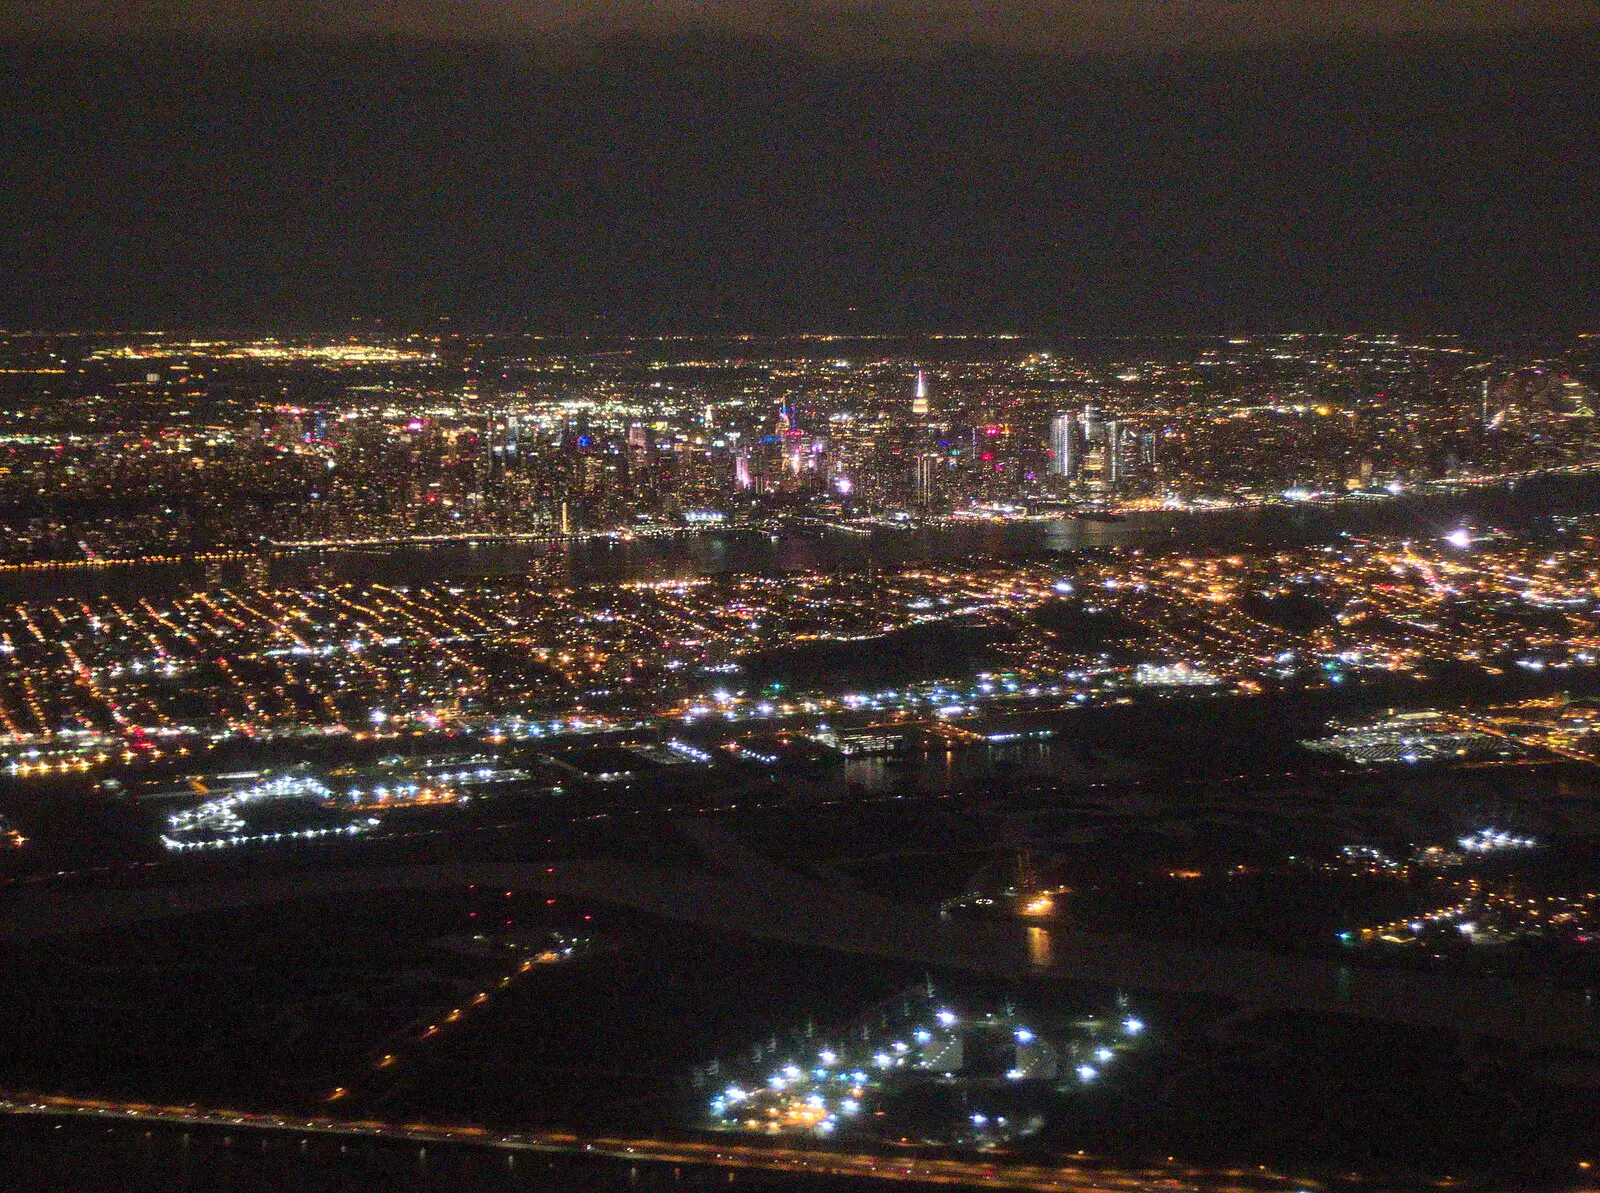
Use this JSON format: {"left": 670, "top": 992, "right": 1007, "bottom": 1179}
{"left": 979, "top": 452, "right": 994, "bottom": 462}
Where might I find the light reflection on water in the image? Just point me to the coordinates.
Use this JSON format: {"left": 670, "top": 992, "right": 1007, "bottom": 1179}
{"left": 4, "top": 470, "right": 1598, "bottom": 602}
{"left": 1026, "top": 926, "right": 1053, "bottom": 968}
{"left": 842, "top": 738, "right": 1091, "bottom": 796}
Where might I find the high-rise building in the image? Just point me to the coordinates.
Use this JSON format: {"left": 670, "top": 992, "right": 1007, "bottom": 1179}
{"left": 1052, "top": 407, "right": 1139, "bottom": 489}
{"left": 1049, "top": 412, "right": 1080, "bottom": 478}
{"left": 915, "top": 453, "right": 939, "bottom": 507}
{"left": 912, "top": 370, "right": 930, "bottom": 417}
{"left": 1081, "top": 406, "right": 1106, "bottom": 447}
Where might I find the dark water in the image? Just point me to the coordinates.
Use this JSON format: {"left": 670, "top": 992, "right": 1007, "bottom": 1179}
{"left": 266, "top": 472, "right": 1600, "bottom": 588}
{"left": 4, "top": 472, "right": 1599, "bottom": 602}
{"left": 0, "top": 1118, "right": 878, "bottom": 1193}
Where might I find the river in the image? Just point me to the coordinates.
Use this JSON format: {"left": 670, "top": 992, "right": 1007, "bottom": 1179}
{"left": 3, "top": 472, "right": 1599, "bottom": 603}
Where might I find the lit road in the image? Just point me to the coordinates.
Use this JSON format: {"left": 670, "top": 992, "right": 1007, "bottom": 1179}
{"left": 2, "top": 829, "right": 1597, "bottom": 1053}
{"left": 0, "top": 1092, "right": 1323, "bottom": 1193}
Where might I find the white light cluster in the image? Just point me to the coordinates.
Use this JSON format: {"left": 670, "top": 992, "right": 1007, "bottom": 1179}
{"left": 166, "top": 774, "right": 336, "bottom": 836}
{"left": 666, "top": 739, "right": 712, "bottom": 763}
{"left": 163, "top": 822, "right": 372, "bottom": 851}
{"left": 1458, "top": 827, "right": 1536, "bottom": 852}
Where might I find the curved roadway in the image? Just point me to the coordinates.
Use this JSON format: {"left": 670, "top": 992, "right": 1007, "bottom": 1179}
{"left": 2, "top": 831, "right": 1596, "bottom": 1053}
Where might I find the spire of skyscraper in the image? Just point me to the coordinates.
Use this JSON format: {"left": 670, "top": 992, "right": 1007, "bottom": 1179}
{"left": 912, "top": 370, "right": 930, "bottom": 416}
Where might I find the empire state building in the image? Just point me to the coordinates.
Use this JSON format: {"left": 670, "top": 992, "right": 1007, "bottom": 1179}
{"left": 912, "top": 369, "right": 930, "bottom": 416}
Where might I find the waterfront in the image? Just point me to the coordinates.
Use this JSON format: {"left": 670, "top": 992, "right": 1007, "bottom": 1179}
{"left": 0, "top": 1106, "right": 1328, "bottom": 1193}
{"left": 7, "top": 20, "right": 1600, "bottom": 1193}
{"left": 3, "top": 470, "right": 1599, "bottom": 603}
{"left": 0, "top": 1113, "right": 960, "bottom": 1193}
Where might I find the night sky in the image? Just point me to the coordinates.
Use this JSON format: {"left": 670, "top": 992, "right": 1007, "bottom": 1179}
{"left": 2, "top": 5, "right": 1597, "bottom": 332}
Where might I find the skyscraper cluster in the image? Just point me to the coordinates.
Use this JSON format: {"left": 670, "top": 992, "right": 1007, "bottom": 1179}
{"left": 1048, "top": 408, "right": 1147, "bottom": 490}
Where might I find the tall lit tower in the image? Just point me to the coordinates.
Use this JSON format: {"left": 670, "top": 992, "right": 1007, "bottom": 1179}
{"left": 912, "top": 370, "right": 930, "bottom": 417}
{"left": 915, "top": 453, "right": 939, "bottom": 507}
{"left": 1081, "top": 406, "right": 1106, "bottom": 446}
{"left": 1049, "top": 412, "right": 1080, "bottom": 478}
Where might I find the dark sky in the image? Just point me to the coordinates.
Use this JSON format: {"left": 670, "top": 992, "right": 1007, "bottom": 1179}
{"left": 5, "top": 1, "right": 1597, "bottom": 54}
{"left": 2, "top": 11, "right": 1598, "bottom": 332}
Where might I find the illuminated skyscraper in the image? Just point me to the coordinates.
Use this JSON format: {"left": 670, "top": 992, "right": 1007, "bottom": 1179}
{"left": 1081, "top": 406, "right": 1106, "bottom": 447}
{"left": 915, "top": 453, "right": 939, "bottom": 507}
{"left": 912, "top": 370, "right": 930, "bottom": 417}
{"left": 1049, "top": 412, "right": 1080, "bottom": 478}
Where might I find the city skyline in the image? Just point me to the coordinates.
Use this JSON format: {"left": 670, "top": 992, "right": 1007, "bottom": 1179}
{"left": 4, "top": 13, "right": 1600, "bottom": 1193}
{"left": 0, "top": 330, "right": 1593, "bottom": 562}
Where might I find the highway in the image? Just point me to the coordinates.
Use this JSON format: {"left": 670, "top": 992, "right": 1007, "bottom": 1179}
{"left": 0, "top": 1092, "right": 1325, "bottom": 1193}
